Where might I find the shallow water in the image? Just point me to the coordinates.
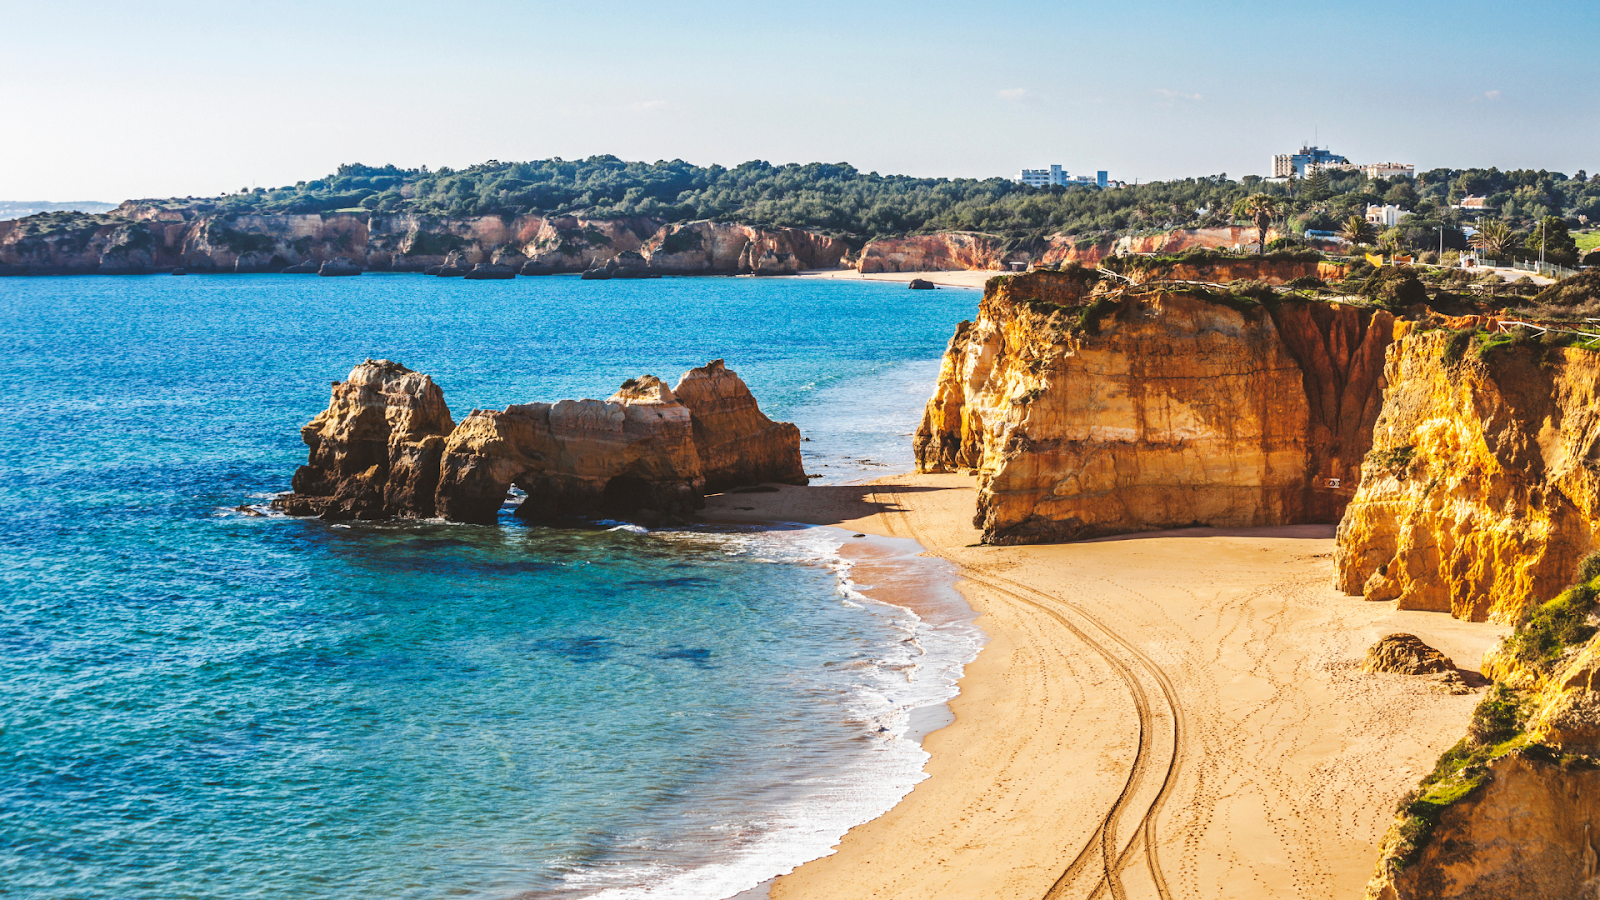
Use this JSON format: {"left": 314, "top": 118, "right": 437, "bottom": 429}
{"left": 0, "top": 273, "right": 980, "bottom": 899}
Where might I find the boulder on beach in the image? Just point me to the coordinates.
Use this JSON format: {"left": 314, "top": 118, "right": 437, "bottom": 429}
{"left": 909, "top": 278, "right": 936, "bottom": 290}
{"left": 318, "top": 258, "right": 361, "bottom": 277}
{"left": 1361, "top": 633, "right": 1457, "bottom": 675}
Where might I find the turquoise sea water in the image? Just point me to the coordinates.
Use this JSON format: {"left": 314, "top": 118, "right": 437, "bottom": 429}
{"left": 0, "top": 274, "right": 980, "bottom": 900}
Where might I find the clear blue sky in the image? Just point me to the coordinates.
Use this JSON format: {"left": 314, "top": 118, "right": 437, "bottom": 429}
{"left": 2, "top": 0, "right": 1596, "bottom": 201}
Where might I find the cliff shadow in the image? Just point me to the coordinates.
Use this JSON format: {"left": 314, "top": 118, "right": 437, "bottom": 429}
{"left": 698, "top": 482, "right": 958, "bottom": 529}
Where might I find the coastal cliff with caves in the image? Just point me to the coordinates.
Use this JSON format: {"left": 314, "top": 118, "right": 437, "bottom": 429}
{"left": 274, "top": 358, "right": 804, "bottom": 525}
{"left": 0, "top": 201, "right": 1303, "bottom": 277}
{"left": 915, "top": 259, "right": 1600, "bottom": 898}
{"left": 0, "top": 204, "right": 848, "bottom": 276}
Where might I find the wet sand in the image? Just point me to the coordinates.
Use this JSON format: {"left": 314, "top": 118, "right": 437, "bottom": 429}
{"left": 705, "top": 474, "right": 1509, "bottom": 900}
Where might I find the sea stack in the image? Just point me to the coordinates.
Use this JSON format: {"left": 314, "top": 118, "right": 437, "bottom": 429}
{"left": 274, "top": 359, "right": 803, "bottom": 524}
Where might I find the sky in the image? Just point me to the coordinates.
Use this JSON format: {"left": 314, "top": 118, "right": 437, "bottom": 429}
{"left": 2, "top": 0, "right": 1597, "bottom": 201}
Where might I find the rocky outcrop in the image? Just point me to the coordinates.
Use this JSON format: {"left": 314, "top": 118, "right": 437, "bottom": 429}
{"left": 1362, "top": 634, "right": 1457, "bottom": 675}
{"left": 463, "top": 263, "right": 515, "bottom": 280}
{"left": 434, "top": 376, "right": 704, "bottom": 524}
{"left": 672, "top": 360, "right": 807, "bottom": 490}
{"left": 275, "top": 360, "right": 455, "bottom": 520}
{"left": 858, "top": 232, "right": 1014, "bottom": 273}
{"left": 1335, "top": 332, "right": 1600, "bottom": 623}
{"left": 915, "top": 266, "right": 1394, "bottom": 544}
{"left": 273, "top": 359, "right": 801, "bottom": 525}
{"left": 318, "top": 257, "right": 361, "bottom": 276}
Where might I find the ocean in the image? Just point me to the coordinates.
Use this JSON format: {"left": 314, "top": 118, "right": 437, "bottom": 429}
{"left": 0, "top": 273, "right": 982, "bottom": 899}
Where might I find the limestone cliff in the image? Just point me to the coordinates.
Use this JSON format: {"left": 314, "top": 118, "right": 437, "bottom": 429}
{"left": 858, "top": 232, "right": 1015, "bottom": 273}
{"left": 273, "top": 360, "right": 801, "bottom": 524}
{"left": 1335, "top": 332, "right": 1600, "bottom": 623}
{"left": 915, "top": 265, "right": 1394, "bottom": 543}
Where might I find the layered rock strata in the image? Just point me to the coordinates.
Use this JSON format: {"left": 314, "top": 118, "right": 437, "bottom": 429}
{"left": 1335, "top": 333, "right": 1600, "bottom": 623}
{"left": 273, "top": 359, "right": 801, "bottom": 524}
{"left": 915, "top": 266, "right": 1394, "bottom": 544}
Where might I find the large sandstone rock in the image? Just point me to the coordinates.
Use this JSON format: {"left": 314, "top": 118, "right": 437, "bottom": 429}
{"left": 275, "top": 360, "right": 801, "bottom": 525}
{"left": 273, "top": 359, "right": 455, "bottom": 520}
{"left": 1335, "top": 331, "right": 1600, "bottom": 623}
{"left": 914, "top": 267, "right": 1392, "bottom": 544}
{"left": 673, "top": 360, "right": 807, "bottom": 490}
{"left": 435, "top": 375, "right": 704, "bottom": 525}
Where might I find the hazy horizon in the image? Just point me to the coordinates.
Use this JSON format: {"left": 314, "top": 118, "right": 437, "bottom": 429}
{"left": 4, "top": 0, "right": 1596, "bottom": 201}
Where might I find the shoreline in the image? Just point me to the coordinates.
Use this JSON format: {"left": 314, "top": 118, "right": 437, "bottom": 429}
{"left": 702, "top": 476, "right": 1511, "bottom": 900}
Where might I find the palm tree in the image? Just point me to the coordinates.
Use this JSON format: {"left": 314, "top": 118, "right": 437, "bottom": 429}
{"left": 1232, "top": 193, "right": 1283, "bottom": 254}
{"left": 1472, "top": 220, "right": 1513, "bottom": 259}
{"left": 1339, "top": 214, "right": 1376, "bottom": 247}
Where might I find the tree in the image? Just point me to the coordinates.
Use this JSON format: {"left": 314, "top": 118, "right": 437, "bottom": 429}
{"left": 1302, "top": 168, "right": 1333, "bottom": 202}
{"left": 1524, "top": 215, "right": 1579, "bottom": 264}
{"left": 1232, "top": 193, "right": 1283, "bottom": 254}
{"left": 1472, "top": 220, "right": 1513, "bottom": 258}
{"left": 1339, "top": 214, "right": 1376, "bottom": 247}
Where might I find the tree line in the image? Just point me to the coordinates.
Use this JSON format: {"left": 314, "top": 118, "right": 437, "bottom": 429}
{"left": 172, "top": 156, "right": 1600, "bottom": 259}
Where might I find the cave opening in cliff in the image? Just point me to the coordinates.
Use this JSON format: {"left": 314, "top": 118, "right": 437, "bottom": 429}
{"left": 601, "top": 475, "right": 656, "bottom": 513}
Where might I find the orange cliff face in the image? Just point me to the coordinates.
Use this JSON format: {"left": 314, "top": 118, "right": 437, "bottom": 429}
{"left": 1335, "top": 332, "right": 1600, "bottom": 623}
{"left": 914, "top": 265, "right": 1394, "bottom": 544}
{"left": 857, "top": 232, "right": 1014, "bottom": 273}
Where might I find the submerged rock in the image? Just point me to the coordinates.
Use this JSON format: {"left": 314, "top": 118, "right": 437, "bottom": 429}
{"left": 317, "top": 257, "right": 361, "bottom": 276}
{"left": 463, "top": 264, "right": 515, "bottom": 280}
{"left": 274, "top": 359, "right": 801, "bottom": 524}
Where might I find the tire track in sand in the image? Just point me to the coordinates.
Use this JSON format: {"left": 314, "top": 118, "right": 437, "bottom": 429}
{"left": 869, "top": 486, "right": 1182, "bottom": 900}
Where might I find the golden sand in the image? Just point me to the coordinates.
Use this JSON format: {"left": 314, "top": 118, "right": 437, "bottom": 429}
{"left": 704, "top": 474, "right": 1508, "bottom": 900}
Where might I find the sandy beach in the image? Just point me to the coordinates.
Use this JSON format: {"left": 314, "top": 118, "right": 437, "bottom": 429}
{"left": 705, "top": 474, "right": 1509, "bottom": 900}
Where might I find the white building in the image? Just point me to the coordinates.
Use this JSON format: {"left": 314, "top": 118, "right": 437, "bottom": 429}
{"left": 1363, "top": 162, "right": 1415, "bottom": 179}
{"left": 1365, "top": 204, "right": 1410, "bottom": 227}
{"left": 1019, "top": 166, "right": 1108, "bottom": 188}
{"left": 1020, "top": 165, "right": 1068, "bottom": 187}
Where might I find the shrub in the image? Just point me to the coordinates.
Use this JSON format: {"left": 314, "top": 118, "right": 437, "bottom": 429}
{"left": 1360, "top": 266, "right": 1428, "bottom": 309}
{"left": 1466, "top": 685, "right": 1526, "bottom": 747}
{"left": 1499, "top": 582, "right": 1600, "bottom": 674}
{"left": 1440, "top": 328, "right": 1476, "bottom": 365}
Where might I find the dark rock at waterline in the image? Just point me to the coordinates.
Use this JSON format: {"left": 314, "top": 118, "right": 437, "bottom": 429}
{"left": 280, "top": 260, "right": 319, "bottom": 274}
{"left": 520, "top": 262, "right": 556, "bottom": 276}
{"left": 170, "top": 267, "right": 187, "bottom": 276}
{"left": 464, "top": 264, "right": 516, "bottom": 280}
{"left": 318, "top": 258, "right": 361, "bottom": 277}
{"left": 580, "top": 268, "right": 612, "bottom": 280}
{"left": 909, "top": 278, "right": 936, "bottom": 290}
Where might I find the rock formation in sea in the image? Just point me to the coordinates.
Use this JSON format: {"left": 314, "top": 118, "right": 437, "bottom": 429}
{"left": 273, "top": 359, "right": 802, "bottom": 525}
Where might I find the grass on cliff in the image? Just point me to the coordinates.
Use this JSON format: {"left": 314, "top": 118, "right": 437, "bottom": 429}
{"left": 1385, "top": 553, "right": 1600, "bottom": 871}
{"left": 1388, "top": 686, "right": 1530, "bottom": 870}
